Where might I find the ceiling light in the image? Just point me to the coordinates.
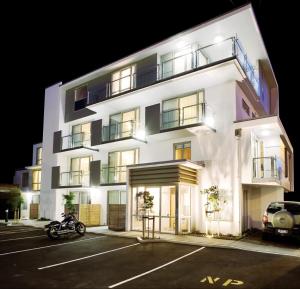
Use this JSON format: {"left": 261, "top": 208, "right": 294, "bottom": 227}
{"left": 214, "top": 35, "right": 223, "bottom": 44}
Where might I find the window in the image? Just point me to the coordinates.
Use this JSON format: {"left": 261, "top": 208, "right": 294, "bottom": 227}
{"left": 75, "top": 86, "right": 88, "bottom": 102}
{"left": 72, "top": 122, "right": 91, "bottom": 147}
{"left": 36, "top": 147, "right": 42, "bottom": 165}
{"left": 242, "top": 99, "right": 250, "bottom": 116}
{"left": 70, "top": 156, "right": 91, "bottom": 186}
{"left": 161, "top": 46, "right": 193, "bottom": 78}
{"left": 32, "top": 170, "right": 41, "bottom": 191}
{"left": 74, "top": 86, "right": 88, "bottom": 110}
{"left": 107, "top": 149, "right": 139, "bottom": 183}
{"left": 285, "top": 148, "right": 291, "bottom": 178}
{"left": 162, "top": 91, "right": 204, "bottom": 129}
{"left": 108, "top": 108, "right": 139, "bottom": 140}
{"left": 22, "top": 172, "right": 29, "bottom": 187}
{"left": 174, "top": 142, "right": 191, "bottom": 160}
{"left": 111, "top": 65, "right": 136, "bottom": 95}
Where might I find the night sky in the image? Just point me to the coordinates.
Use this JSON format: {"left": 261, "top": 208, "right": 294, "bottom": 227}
{"left": 1, "top": 1, "right": 298, "bottom": 192}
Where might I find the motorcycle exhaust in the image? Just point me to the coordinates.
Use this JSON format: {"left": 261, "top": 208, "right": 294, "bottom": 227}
{"left": 57, "top": 229, "right": 75, "bottom": 235}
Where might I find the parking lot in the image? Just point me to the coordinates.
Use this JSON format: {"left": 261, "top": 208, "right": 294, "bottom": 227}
{"left": 1, "top": 225, "right": 300, "bottom": 289}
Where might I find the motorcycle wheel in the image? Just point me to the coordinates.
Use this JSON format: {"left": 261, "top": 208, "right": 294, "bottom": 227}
{"left": 46, "top": 227, "right": 60, "bottom": 240}
{"left": 76, "top": 222, "right": 86, "bottom": 236}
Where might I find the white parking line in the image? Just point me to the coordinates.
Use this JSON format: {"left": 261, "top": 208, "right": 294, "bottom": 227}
{"left": 0, "top": 236, "right": 105, "bottom": 256}
{"left": 108, "top": 246, "right": 205, "bottom": 288}
{"left": 0, "top": 235, "right": 45, "bottom": 242}
{"left": 38, "top": 243, "right": 140, "bottom": 270}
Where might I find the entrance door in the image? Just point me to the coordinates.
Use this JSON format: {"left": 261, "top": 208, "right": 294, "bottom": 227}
{"left": 161, "top": 186, "right": 176, "bottom": 233}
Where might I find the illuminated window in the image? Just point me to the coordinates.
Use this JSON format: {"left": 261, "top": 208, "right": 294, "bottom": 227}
{"left": 75, "top": 86, "right": 88, "bottom": 102}
{"left": 72, "top": 122, "right": 91, "bottom": 147}
{"left": 111, "top": 65, "right": 136, "bottom": 95}
{"left": 174, "top": 142, "right": 191, "bottom": 160}
{"left": 36, "top": 147, "right": 42, "bottom": 165}
{"left": 32, "top": 170, "right": 41, "bottom": 191}
{"left": 108, "top": 149, "right": 139, "bottom": 183}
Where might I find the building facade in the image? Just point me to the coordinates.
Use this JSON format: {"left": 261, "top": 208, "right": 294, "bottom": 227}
{"left": 14, "top": 143, "right": 42, "bottom": 219}
{"left": 40, "top": 5, "right": 294, "bottom": 235}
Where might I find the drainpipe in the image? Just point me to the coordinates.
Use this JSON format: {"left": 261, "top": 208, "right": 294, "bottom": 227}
{"left": 234, "top": 128, "right": 243, "bottom": 236}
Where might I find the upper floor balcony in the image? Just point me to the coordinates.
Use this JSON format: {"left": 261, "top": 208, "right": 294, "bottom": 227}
{"left": 61, "top": 132, "right": 91, "bottom": 150}
{"left": 85, "top": 37, "right": 260, "bottom": 107}
{"left": 60, "top": 170, "right": 90, "bottom": 187}
{"left": 101, "top": 165, "right": 127, "bottom": 185}
{"left": 252, "top": 156, "right": 279, "bottom": 183}
{"left": 102, "top": 120, "right": 141, "bottom": 142}
{"left": 161, "top": 103, "right": 214, "bottom": 131}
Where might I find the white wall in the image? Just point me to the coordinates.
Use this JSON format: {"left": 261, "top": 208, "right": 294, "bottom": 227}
{"left": 40, "top": 83, "right": 62, "bottom": 220}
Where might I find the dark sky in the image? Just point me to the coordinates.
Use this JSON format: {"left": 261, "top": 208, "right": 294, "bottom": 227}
{"left": 1, "top": 0, "right": 298, "bottom": 191}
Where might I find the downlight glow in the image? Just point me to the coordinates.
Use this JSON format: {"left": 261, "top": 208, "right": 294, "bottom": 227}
{"left": 214, "top": 35, "right": 224, "bottom": 44}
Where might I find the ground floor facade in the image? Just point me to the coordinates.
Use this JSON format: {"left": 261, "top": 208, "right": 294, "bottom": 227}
{"left": 42, "top": 160, "right": 286, "bottom": 236}
{"left": 20, "top": 192, "right": 40, "bottom": 220}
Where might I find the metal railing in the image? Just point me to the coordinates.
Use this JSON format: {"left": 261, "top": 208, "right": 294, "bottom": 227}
{"left": 161, "top": 103, "right": 211, "bottom": 129}
{"left": 101, "top": 165, "right": 127, "bottom": 184}
{"left": 61, "top": 132, "right": 91, "bottom": 150}
{"left": 102, "top": 120, "right": 136, "bottom": 142}
{"left": 86, "top": 36, "right": 260, "bottom": 105}
{"left": 60, "top": 171, "right": 90, "bottom": 187}
{"left": 253, "top": 157, "right": 279, "bottom": 180}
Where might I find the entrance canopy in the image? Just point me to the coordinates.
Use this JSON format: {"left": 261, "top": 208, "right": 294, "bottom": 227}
{"left": 128, "top": 160, "right": 204, "bottom": 186}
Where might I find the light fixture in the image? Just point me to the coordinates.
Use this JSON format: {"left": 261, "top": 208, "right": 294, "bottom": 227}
{"left": 204, "top": 116, "right": 215, "bottom": 128}
{"left": 135, "top": 128, "right": 146, "bottom": 140}
{"left": 214, "top": 35, "right": 224, "bottom": 44}
{"left": 176, "top": 40, "right": 187, "bottom": 49}
{"left": 261, "top": 130, "right": 270, "bottom": 136}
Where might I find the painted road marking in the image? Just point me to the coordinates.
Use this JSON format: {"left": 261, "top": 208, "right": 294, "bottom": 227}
{"left": 0, "top": 235, "right": 45, "bottom": 242}
{"left": 0, "top": 236, "right": 105, "bottom": 256}
{"left": 38, "top": 243, "right": 140, "bottom": 270}
{"left": 108, "top": 246, "right": 205, "bottom": 288}
{"left": 200, "top": 276, "right": 244, "bottom": 286}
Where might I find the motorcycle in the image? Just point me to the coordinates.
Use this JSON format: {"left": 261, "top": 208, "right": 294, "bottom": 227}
{"left": 44, "top": 213, "right": 86, "bottom": 240}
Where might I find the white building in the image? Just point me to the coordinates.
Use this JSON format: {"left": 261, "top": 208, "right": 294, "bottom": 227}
{"left": 40, "top": 5, "right": 294, "bottom": 236}
{"left": 14, "top": 143, "right": 42, "bottom": 219}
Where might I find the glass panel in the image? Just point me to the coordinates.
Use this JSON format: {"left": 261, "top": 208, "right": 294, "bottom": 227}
{"left": 179, "top": 185, "right": 191, "bottom": 233}
{"left": 36, "top": 147, "right": 42, "bottom": 165}
{"left": 80, "top": 192, "right": 90, "bottom": 204}
{"left": 108, "top": 191, "right": 120, "bottom": 204}
{"left": 180, "top": 94, "right": 198, "bottom": 125}
{"left": 146, "top": 187, "right": 160, "bottom": 216}
{"left": 120, "top": 191, "right": 127, "bottom": 204}
{"left": 81, "top": 123, "right": 91, "bottom": 146}
{"left": 71, "top": 158, "right": 80, "bottom": 171}
{"left": 161, "top": 53, "right": 173, "bottom": 78}
{"left": 161, "top": 186, "right": 176, "bottom": 233}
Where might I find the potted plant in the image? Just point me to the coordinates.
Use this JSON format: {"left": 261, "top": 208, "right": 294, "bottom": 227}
{"left": 63, "top": 192, "right": 76, "bottom": 214}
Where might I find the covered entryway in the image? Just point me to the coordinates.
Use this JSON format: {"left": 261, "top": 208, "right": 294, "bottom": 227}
{"left": 128, "top": 160, "right": 202, "bottom": 234}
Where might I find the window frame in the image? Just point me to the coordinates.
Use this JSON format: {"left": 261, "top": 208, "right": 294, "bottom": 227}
{"left": 173, "top": 141, "right": 192, "bottom": 160}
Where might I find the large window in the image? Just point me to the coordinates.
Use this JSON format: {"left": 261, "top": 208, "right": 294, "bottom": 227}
{"left": 108, "top": 108, "right": 139, "bottom": 140}
{"left": 74, "top": 85, "right": 88, "bottom": 110}
{"left": 174, "top": 142, "right": 191, "bottom": 160}
{"left": 72, "top": 122, "right": 91, "bottom": 147}
{"left": 69, "top": 156, "right": 91, "bottom": 186}
{"left": 162, "top": 91, "right": 204, "bottom": 129}
{"left": 32, "top": 170, "right": 41, "bottom": 191}
{"left": 111, "top": 65, "right": 136, "bottom": 95}
{"left": 104, "top": 149, "right": 139, "bottom": 183}
{"left": 36, "top": 147, "right": 42, "bottom": 165}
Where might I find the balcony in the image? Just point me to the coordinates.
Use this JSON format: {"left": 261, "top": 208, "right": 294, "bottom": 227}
{"left": 60, "top": 171, "right": 90, "bottom": 188}
{"left": 59, "top": 133, "right": 98, "bottom": 154}
{"left": 161, "top": 103, "right": 214, "bottom": 131}
{"left": 101, "top": 165, "right": 127, "bottom": 185}
{"left": 101, "top": 120, "right": 146, "bottom": 147}
{"left": 253, "top": 157, "right": 279, "bottom": 183}
{"left": 86, "top": 37, "right": 260, "bottom": 106}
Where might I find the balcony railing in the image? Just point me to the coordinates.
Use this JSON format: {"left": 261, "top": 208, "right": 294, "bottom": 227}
{"left": 102, "top": 120, "right": 136, "bottom": 142}
{"left": 86, "top": 36, "right": 260, "bottom": 105}
{"left": 101, "top": 165, "right": 127, "bottom": 184}
{"left": 253, "top": 157, "right": 279, "bottom": 180}
{"left": 61, "top": 133, "right": 91, "bottom": 151}
{"left": 161, "top": 103, "right": 213, "bottom": 130}
{"left": 60, "top": 171, "right": 90, "bottom": 187}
